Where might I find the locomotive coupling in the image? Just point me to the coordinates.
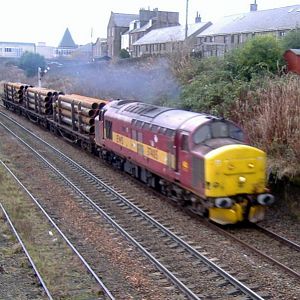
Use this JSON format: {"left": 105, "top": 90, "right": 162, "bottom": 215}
{"left": 257, "top": 194, "right": 275, "bottom": 206}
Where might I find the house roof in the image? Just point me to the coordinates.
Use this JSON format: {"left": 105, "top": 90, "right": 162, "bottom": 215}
{"left": 133, "top": 22, "right": 212, "bottom": 45}
{"left": 198, "top": 5, "right": 300, "bottom": 36}
{"left": 286, "top": 49, "right": 300, "bottom": 55}
{"left": 111, "top": 13, "right": 139, "bottom": 27}
{"left": 58, "top": 28, "right": 77, "bottom": 48}
{"left": 0, "top": 41, "right": 35, "bottom": 46}
{"left": 131, "top": 20, "right": 153, "bottom": 33}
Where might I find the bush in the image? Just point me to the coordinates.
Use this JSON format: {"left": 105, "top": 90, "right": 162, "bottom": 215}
{"left": 225, "top": 35, "right": 284, "bottom": 80}
{"left": 18, "top": 52, "right": 46, "bottom": 77}
{"left": 282, "top": 28, "right": 300, "bottom": 51}
{"left": 231, "top": 74, "right": 300, "bottom": 178}
{"left": 180, "top": 57, "right": 246, "bottom": 116}
{"left": 119, "top": 49, "right": 130, "bottom": 59}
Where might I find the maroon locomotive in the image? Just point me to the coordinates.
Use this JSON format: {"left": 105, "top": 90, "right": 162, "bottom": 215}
{"left": 95, "top": 100, "right": 273, "bottom": 224}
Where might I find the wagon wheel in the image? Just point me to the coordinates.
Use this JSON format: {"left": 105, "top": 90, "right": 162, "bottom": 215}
{"left": 81, "top": 141, "right": 92, "bottom": 153}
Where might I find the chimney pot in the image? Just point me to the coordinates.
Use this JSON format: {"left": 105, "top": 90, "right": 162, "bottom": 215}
{"left": 250, "top": 2, "right": 258, "bottom": 12}
{"left": 195, "top": 11, "right": 202, "bottom": 23}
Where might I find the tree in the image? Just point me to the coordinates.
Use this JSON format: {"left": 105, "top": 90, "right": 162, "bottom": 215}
{"left": 119, "top": 49, "right": 130, "bottom": 59}
{"left": 281, "top": 28, "right": 300, "bottom": 50}
{"left": 18, "top": 52, "right": 46, "bottom": 77}
{"left": 225, "top": 35, "right": 283, "bottom": 80}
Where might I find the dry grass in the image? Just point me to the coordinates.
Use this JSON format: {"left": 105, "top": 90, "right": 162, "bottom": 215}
{"left": 232, "top": 74, "right": 300, "bottom": 179}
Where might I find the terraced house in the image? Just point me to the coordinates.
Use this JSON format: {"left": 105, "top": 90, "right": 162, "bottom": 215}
{"left": 132, "top": 18, "right": 211, "bottom": 58}
{"left": 196, "top": 3, "right": 300, "bottom": 57}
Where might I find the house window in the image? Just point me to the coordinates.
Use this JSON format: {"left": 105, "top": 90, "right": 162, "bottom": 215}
{"left": 231, "top": 35, "right": 235, "bottom": 43}
{"left": 146, "top": 44, "right": 149, "bottom": 52}
{"left": 5, "top": 48, "right": 12, "bottom": 52}
{"left": 279, "top": 31, "right": 286, "bottom": 37}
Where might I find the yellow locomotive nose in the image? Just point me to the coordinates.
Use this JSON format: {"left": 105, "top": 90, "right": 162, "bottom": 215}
{"left": 204, "top": 145, "right": 266, "bottom": 197}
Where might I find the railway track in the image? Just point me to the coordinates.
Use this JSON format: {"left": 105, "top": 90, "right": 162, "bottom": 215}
{"left": 0, "top": 162, "right": 115, "bottom": 300}
{"left": 0, "top": 111, "right": 266, "bottom": 298}
{"left": 206, "top": 221, "right": 300, "bottom": 280}
{"left": 0, "top": 203, "right": 52, "bottom": 300}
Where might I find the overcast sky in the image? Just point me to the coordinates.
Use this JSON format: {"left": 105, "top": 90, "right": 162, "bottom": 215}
{"left": 1, "top": 0, "right": 300, "bottom": 46}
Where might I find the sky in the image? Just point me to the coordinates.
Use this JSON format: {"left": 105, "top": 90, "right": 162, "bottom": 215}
{"left": 1, "top": 0, "right": 300, "bottom": 47}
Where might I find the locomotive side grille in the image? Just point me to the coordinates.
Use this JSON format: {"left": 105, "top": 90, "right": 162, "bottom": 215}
{"left": 192, "top": 156, "right": 204, "bottom": 188}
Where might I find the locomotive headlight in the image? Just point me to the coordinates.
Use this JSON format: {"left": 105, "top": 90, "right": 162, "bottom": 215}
{"left": 239, "top": 176, "right": 246, "bottom": 183}
{"left": 257, "top": 194, "right": 275, "bottom": 206}
{"left": 215, "top": 197, "right": 233, "bottom": 208}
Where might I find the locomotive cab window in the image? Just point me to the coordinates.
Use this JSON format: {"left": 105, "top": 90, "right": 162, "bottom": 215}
{"left": 193, "top": 122, "right": 244, "bottom": 145}
{"left": 105, "top": 120, "right": 112, "bottom": 139}
{"left": 211, "top": 122, "right": 228, "bottom": 138}
{"left": 229, "top": 124, "right": 244, "bottom": 141}
{"left": 193, "top": 125, "right": 211, "bottom": 144}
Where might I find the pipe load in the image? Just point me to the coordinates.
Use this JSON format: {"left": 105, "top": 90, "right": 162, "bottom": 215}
{"left": 23, "top": 87, "right": 62, "bottom": 115}
{"left": 27, "top": 98, "right": 52, "bottom": 109}
{"left": 26, "top": 87, "right": 61, "bottom": 97}
{"left": 3, "top": 82, "right": 31, "bottom": 103}
{"left": 26, "top": 94, "right": 52, "bottom": 104}
{"left": 27, "top": 103, "right": 51, "bottom": 114}
{"left": 57, "top": 101, "right": 96, "bottom": 117}
{"left": 56, "top": 108, "right": 95, "bottom": 125}
{"left": 69, "top": 94, "right": 108, "bottom": 108}
{"left": 60, "top": 116, "right": 95, "bottom": 134}
{"left": 58, "top": 95, "right": 99, "bottom": 109}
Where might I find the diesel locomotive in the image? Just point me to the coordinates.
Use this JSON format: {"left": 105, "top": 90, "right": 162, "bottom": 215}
{"left": 1, "top": 82, "right": 274, "bottom": 225}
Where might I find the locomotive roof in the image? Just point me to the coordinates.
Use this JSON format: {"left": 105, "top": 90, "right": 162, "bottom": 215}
{"left": 108, "top": 100, "right": 218, "bottom": 131}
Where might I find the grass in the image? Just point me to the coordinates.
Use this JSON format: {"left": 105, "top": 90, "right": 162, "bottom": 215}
{"left": 0, "top": 161, "right": 101, "bottom": 299}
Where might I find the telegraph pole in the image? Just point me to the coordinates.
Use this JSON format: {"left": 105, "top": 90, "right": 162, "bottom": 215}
{"left": 185, "top": 0, "right": 189, "bottom": 39}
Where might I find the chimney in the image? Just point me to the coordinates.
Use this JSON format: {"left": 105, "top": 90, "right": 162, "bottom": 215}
{"left": 195, "top": 11, "right": 202, "bottom": 23}
{"left": 250, "top": 1, "right": 257, "bottom": 12}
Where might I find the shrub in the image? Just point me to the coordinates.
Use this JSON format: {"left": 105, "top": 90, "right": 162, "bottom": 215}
{"left": 18, "top": 52, "right": 46, "bottom": 77}
{"left": 225, "top": 35, "right": 284, "bottom": 80}
{"left": 119, "top": 49, "right": 130, "bottom": 59}
{"left": 231, "top": 74, "right": 300, "bottom": 178}
{"left": 281, "top": 27, "right": 300, "bottom": 51}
